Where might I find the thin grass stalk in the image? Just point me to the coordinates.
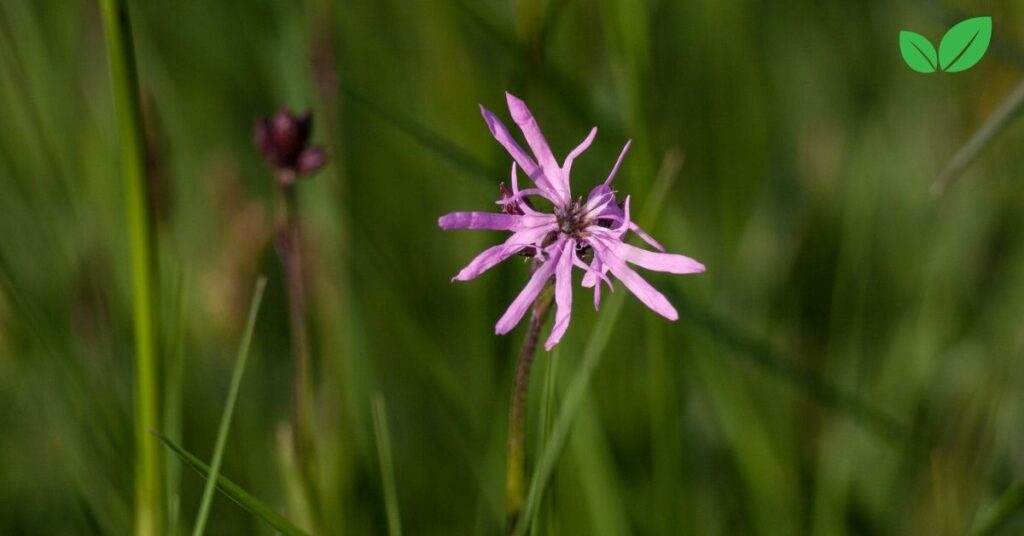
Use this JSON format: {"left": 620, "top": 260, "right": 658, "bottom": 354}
{"left": 372, "top": 394, "right": 404, "bottom": 536}
{"left": 193, "top": 277, "right": 267, "bottom": 536}
{"left": 931, "top": 78, "right": 1024, "bottom": 195}
{"left": 164, "top": 270, "right": 189, "bottom": 535}
{"left": 506, "top": 283, "right": 554, "bottom": 533}
{"left": 98, "top": 0, "right": 161, "bottom": 533}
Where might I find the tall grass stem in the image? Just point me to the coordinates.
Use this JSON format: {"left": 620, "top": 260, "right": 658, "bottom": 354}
{"left": 99, "top": 0, "right": 161, "bottom": 533}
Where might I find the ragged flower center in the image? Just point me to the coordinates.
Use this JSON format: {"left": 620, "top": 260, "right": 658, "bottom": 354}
{"left": 555, "top": 198, "right": 590, "bottom": 239}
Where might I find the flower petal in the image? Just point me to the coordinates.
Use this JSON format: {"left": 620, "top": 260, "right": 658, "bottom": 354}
{"left": 438, "top": 212, "right": 522, "bottom": 230}
{"left": 480, "top": 105, "right": 558, "bottom": 199}
{"left": 603, "top": 140, "right": 632, "bottom": 187}
{"left": 562, "top": 127, "right": 597, "bottom": 178}
{"left": 591, "top": 237, "right": 678, "bottom": 320}
{"left": 505, "top": 92, "right": 568, "bottom": 201}
{"left": 618, "top": 243, "right": 705, "bottom": 274}
{"left": 452, "top": 224, "right": 556, "bottom": 281}
{"left": 495, "top": 241, "right": 564, "bottom": 335}
{"left": 576, "top": 255, "right": 611, "bottom": 289}
{"left": 545, "top": 240, "right": 576, "bottom": 350}
{"left": 628, "top": 222, "right": 666, "bottom": 252}
{"left": 438, "top": 212, "right": 554, "bottom": 231}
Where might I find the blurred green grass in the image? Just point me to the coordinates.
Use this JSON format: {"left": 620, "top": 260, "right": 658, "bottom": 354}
{"left": 3, "top": 0, "right": 1024, "bottom": 534}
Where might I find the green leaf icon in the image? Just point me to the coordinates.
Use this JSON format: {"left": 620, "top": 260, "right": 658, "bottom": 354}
{"left": 899, "top": 31, "right": 938, "bottom": 73}
{"left": 938, "top": 16, "right": 992, "bottom": 72}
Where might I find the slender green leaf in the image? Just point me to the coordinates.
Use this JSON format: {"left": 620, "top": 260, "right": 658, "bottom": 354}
{"left": 938, "top": 16, "right": 991, "bottom": 72}
{"left": 899, "top": 31, "right": 938, "bottom": 73}
{"left": 156, "top": 434, "right": 311, "bottom": 536}
{"left": 372, "top": 394, "right": 404, "bottom": 536}
{"left": 193, "top": 277, "right": 266, "bottom": 536}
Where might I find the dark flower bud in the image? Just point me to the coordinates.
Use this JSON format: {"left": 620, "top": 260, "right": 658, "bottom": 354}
{"left": 254, "top": 107, "right": 326, "bottom": 183}
{"left": 297, "top": 147, "right": 327, "bottom": 174}
{"left": 498, "top": 182, "right": 523, "bottom": 215}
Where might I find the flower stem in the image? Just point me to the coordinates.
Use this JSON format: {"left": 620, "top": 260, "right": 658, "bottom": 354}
{"left": 277, "top": 183, "right": 314, "bottom": 449}
{"left": 275, "top": 179, "right": 317, "bottom": 527}
{"left": 99, "top": 1, "right": 162, "bottom": 533}
{"left": 506, "top": 283, "right": 554, "bottom": 533}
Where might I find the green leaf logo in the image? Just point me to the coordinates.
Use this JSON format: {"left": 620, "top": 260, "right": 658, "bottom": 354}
{"left": 899, "top": 16, "right": 991, "bottom": 74}
{"left": 900, "top": 31, "right": 938, "bottom": 73}
{"left": 939, "top": 17, "right": 992, "bottom": 72}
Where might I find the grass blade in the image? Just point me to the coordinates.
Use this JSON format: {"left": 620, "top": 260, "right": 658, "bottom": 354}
{"left": 341, "top": 84, "right": 497, "bottom": 182}
{"left": 372, "top": 394, "right": 404, "bottom": 536}
{"left": 533, "top": 347, "right": 559, "bottom": 536}
{"left": 193, "top": 277, "right": 267, "bottom": 536}
{"left": 931, "top": 79, "right": 1024, "bottom": 195}
{"left": 669, "top": 291, "right": 912, "bottom": 446}
{"left": 98, "top": 0, "right": 161, "bottom": 533}
{"left": 164, "top": 269, "right": 189, "bottom": 535}
{"left": 156, "top": 433, "right": 310, "bottom": 536}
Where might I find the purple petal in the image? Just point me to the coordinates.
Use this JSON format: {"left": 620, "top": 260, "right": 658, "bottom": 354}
{"left": 480, "top": 105, "right": 558, "bottom": 200}
{"left": 618, "top": 243, "right": 705, "bottom": 274}
{"left": 439, "top": 212, "right": 523, "bottom": 231}
{"left": 452, "top": 224, "right": 556, "bottom": 281}
{"left": 591, "top": 237, "right": 678, "bottom": 320}
{"left": 508, "top": 163, "right": 541, "bottom": 216}
{"left": 562, "top": 127, "right": 597, "bottom": 178}
{"left": 628, "top": 222, "right": 666, "bottom": 252}
{"left": 496, "top": 187, "right": 547, "bottom": 207}
{"left": 438, "top": 212, "right": 554, "bottom": 231}
{"left": 505, "top": 92, "right": 568, "bottom": 201}
{"left": 603, "top": 140, "right": 632, "bottom": 187}
{"left": 495, "top": 241, "right": 564, "bottom": 335}
{"left": 576, "top": 255, "right": 611, "bottom": 289}
{"left": 545, "top": 240, "right": 576, "bottom": 350}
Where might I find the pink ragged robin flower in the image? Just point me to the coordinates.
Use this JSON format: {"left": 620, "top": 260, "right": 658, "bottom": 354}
{"left": 439, "top": 93, "right": 704, "bottom": 350}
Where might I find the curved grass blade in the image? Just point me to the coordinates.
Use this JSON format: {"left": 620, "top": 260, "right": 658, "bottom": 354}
{"left": 512, "top": 150, "right": 683, "bottom": 536}
{"left": 193, "top": 277, "right": 267, "bottom": 536}
{"left": 155, "top": 433, "right": 310, "bottom": 536}
{"left": 899, "top": 31, "right": 938, "bottom": 73}
{"left": 938, "top": 16, "right": 991, "bottom": 72}
{"left": 931, "top": 79, "right": 1024, "bottom": 195}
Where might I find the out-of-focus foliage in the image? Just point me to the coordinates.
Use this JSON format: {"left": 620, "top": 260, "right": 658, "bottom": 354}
{"left": 2, "top": 0, "right": 1024, "bottom": 534}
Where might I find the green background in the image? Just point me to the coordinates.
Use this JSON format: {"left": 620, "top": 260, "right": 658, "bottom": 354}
{"left": 2, "top": 0, "right": 1024, "bottom": 534}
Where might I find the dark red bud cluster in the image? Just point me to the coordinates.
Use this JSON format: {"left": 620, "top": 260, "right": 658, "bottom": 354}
{"left": 254, "top": 107, "right": 327, "bottom": 184}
